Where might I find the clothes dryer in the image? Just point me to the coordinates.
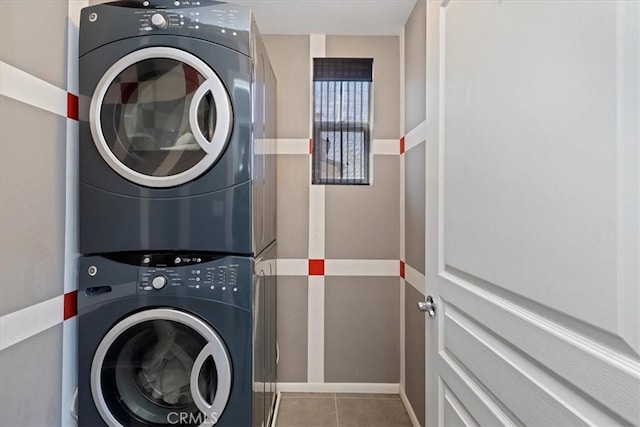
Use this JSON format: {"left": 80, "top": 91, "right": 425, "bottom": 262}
{"left": 77, "top": 244, "right": 277, "bottom": 427}
{"left": 78, "top": 0, "right": 276, "bottom": 256}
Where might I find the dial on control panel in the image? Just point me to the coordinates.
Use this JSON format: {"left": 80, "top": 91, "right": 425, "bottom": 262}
{"left": 151, "top": 13, "right": 168, "bottom": 29}
{"left": 152, "top": 275, "right": 168, "bottom": 290}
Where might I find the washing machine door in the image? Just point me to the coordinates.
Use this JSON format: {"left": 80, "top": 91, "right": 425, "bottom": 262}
{"left": 90, "top": 47, "right": 232, "bottom": 188}
{"left": 91, "top": 308, "right": 232, "bottom": 426}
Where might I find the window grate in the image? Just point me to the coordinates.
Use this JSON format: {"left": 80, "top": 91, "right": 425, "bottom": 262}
{"left": 312, "top": 58, "right": 373, "bottom": 185}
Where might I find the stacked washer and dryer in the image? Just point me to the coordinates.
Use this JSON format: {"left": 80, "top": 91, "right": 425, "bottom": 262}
{"left": 76, "top": 1, "right": 277, "bottom": 426}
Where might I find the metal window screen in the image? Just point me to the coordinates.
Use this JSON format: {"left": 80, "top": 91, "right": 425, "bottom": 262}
{"left": 312, "top": 58, "right": 373, "bottom": 185}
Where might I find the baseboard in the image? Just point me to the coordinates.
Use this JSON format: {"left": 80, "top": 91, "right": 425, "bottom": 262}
{"left": 399, "top": 386, "right": 421, "bottom": 427}
{"left": 276, "top": 382, "right": 400, "bottom": 394}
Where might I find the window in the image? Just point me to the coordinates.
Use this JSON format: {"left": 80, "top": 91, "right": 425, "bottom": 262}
{"left": 312, "top": 58, "right": 373, "bottom": 185}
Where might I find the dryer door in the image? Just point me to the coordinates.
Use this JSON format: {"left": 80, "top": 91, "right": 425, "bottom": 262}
{"left": 90, "top": 47, "right": 232, "bottom": 188}
{"left": 91, "top": 308, "right": 231, "bottom": 426}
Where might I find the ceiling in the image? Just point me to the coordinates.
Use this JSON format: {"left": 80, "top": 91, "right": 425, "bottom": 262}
{"left": 229, "top": 0, "right": 418, "bottom": 36}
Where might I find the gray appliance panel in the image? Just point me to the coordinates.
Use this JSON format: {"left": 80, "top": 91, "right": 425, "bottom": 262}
{"left": 78, "top": 254, "right": 253, "bottom": 310}
{"left": 252, "top": 242, "right": 277, "bottom": 427}
{"left": 78, "top": 35, "right": 255, "bottom": 255}
{"left": 78, "top": 2, "right": 276, "bottom": 257}
{"left": 79, "top": 179, "right": 252, "bottom": 255}
{"left": 251, "top": 31, "right": 277, "bottom": 255}
{"left": 77, "top": 254, "right": 255, "bottom": 426}
{"left": 79, "top": 36, "right": 252, "bottom": 198}
{"left": 80, "top": 1, "right": 253, "bottom": 57}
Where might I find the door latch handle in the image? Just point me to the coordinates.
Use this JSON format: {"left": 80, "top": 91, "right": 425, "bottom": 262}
{"left": 417, "top": 296, "right": 436, "bottom": 318}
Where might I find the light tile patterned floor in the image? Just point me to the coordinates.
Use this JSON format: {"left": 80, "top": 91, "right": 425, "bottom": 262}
{"left": 275, "top": 393, "right": 412, "bottom": 427}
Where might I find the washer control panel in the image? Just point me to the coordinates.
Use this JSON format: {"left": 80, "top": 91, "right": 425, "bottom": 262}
{"left": 136, "top": 254, "right": 251, "bottom": 309}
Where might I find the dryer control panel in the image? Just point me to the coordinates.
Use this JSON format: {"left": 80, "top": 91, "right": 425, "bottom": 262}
{"left": 134, "top": 6, "right": 246, "bottom": 33}
{"left": 135, "top": 253, "right": 252, "bottom": 310}
{"left": 80, "top": 0, "right": 253, "bottom": 57}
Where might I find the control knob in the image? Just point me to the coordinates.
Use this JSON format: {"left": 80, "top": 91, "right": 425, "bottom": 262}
{"left": 151, "top": 13, "right": 168, "bottom": 29}
{"left": 152, "top": 275, "right": 168, "bottom": 290}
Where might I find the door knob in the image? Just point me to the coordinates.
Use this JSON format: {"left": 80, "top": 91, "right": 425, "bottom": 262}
{"left": 417, "top": 295, "right": 436, "bottom": 318}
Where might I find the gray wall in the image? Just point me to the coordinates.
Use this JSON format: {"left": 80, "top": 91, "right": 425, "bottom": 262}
{"left": 405, "top": 142, "right": 426, "bottom": 274}
{"left": 0, "top": 1, "right": 69, "bottom": 425}
{"left": 0, "top": 325, "right": 64, "bottom": 426}
{"left": 263, "top": 35, "right": 311, "bottom": 384}
{"left": 264, "top": 34, "right": 401, "bottom": 384}
{"left": 276, "top": 276, "right": 309, "bottom": 382}
{"left": 269, "top": 35, "right": 311, "bottom": 260}
{"left": 403, "top": 0, "right": 427, "bottom": 425}
{"left": 0, "top": 1, "right": 68, "bottom": 89}
{"left": 403, "top": 0, "right": 427, "bottom": 276}
{"left": 325, "top": 277, "right": 399, "bottom": 383}
{"left": 0, "top": 97, "right": 67, "bottom": 316}
{"left": 324, "top": 36, "right": 400, "bottom": 384}
{"left": 325, "top": 156, "right": 400, "bottom": 260}
{"left": 261, "top": 35, "right": 310, "bottom": 139}
{"left": 405, "top": 284, "right": 425, "bottom": 426}
{"left": 326, "top": 36, "right": 400, "bottom": 140}
{"left": 404, "top": 0, "right": 427, "bottom": 133}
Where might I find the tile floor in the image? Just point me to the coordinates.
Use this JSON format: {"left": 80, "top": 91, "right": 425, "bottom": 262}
{"left": 275, "top": 393, "right": 413, "bottom": 427}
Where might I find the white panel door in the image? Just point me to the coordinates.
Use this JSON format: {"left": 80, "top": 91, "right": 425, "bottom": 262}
{"left": 424, "top": 0, "right": 640, "bottom": 425}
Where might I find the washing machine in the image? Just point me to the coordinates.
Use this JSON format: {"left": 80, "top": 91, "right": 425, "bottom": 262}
{"left": 77, "top": 243, "right": 277, "bottom": 427}
{"left": 78, "top": 0, "right": 277, "bottom": 256}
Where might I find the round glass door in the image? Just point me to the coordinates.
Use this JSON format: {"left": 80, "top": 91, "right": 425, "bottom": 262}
{"left": 90, "top": 47, "right": 232, "bottom": 188}
{"left": 92, "top": 309, "right": 232, "bottom": 426}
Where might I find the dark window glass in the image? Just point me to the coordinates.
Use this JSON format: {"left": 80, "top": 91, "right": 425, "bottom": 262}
{"left": 312, "top": 58, "right": 373, "bottom": 185}
{"left": 101, "top": 58, "right": 216, "bottom": 177}
{"left": 99, "top": 320, "right": 216, "bottom": 426}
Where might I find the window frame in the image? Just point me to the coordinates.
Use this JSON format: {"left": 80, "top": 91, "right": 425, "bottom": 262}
{"left": 311, "top": 58, "right": 374, "bottom": 186}
{"left": 312, "top": 120, "right": 371, "bottom": 185}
